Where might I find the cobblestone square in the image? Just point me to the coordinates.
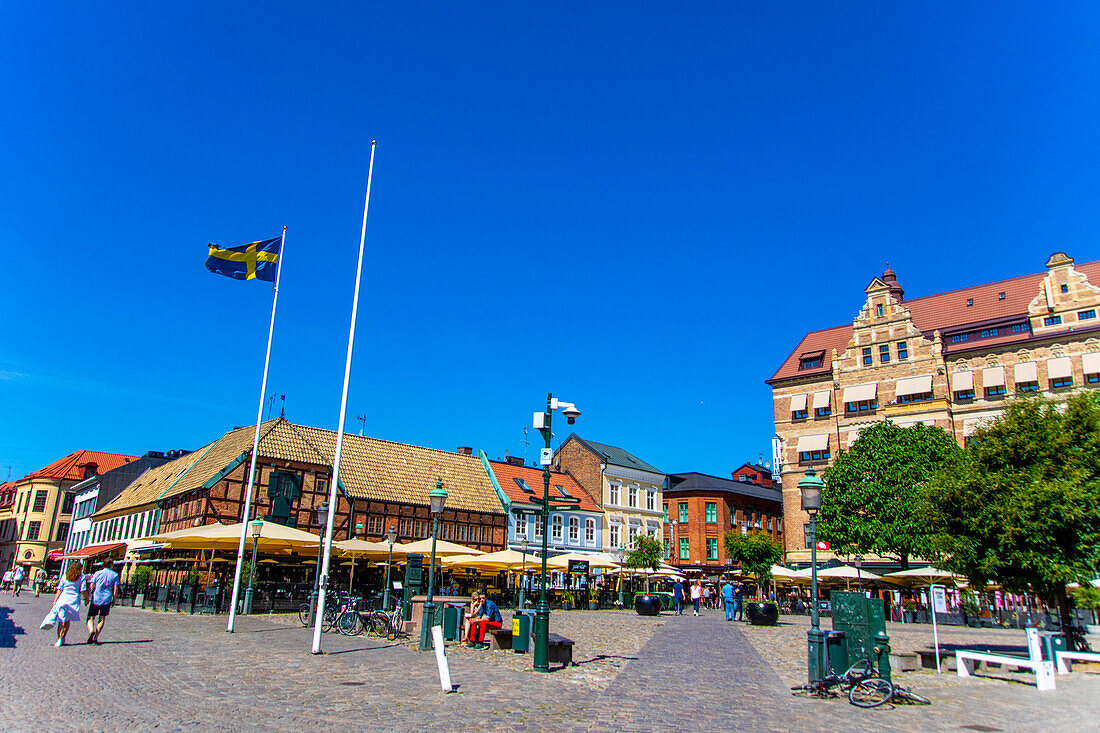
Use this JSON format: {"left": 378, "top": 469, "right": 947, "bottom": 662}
{"left": 2, "top": 596, "right": 1098, "bottom": 732}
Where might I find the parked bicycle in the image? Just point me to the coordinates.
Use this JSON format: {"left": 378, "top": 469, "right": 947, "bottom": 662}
{"left": 791, "top": 659, "right": 894, "bottom": 708}
{"left": 367, "top": 598, "right": 409, "bottom": 640}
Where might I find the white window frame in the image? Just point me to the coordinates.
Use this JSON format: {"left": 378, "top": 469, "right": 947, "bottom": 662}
{"left": 608, "top": 482, "right": 621, "bottom": 506}
{"left": 585, "top": 518, "right": 595, "bottom": 546}
{"left": 568, "top": 516, "right": 579, "bottom": 543}
{"left": 627, "top": 485, "right": 638, "bottom": 508}
{"left": 534, "top": 514, "right": 544, "bottom": 538}
{"left": 515, "top": 513, "right": 527, "bottom": 539}
{"left": 646, "top": 489, "right": 655, "bottom": 511}
{"left": 609, "top": 523, "right": 620, "bottom": 549}
{"left": 551, "top": 514, "right": 563, "bottom": 542}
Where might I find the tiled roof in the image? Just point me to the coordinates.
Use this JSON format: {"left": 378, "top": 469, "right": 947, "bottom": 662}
{"left": 568, "top": 436, "right": 664, "bottom": 475}
{"left": 666, "top": 472, "right": 782, "bottom": 502}
{"left": 487, "top": 460, "right": 602, "bottom": 513}
{"left": 769, "top": 260, "right": 1100, "bottom": 382}
{"left": 24, "top": 450, "right": 138, "bottom": 482}
{"left": 98, "top": 419, "right": 505, "bottom": 518}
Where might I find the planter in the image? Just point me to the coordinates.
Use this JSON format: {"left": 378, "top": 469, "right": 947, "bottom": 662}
{"left": 588, "top": 601, "right": 599, "bottom": 611}
{"left": 903, "top": 610, "right": 915, "bottom": 623}
{"left": 133, "top": 592, "right": 145, "bottom": 607}
{"left": 746, "top": 601, "right": 779, "bottom": 626}
{"left": 634, "top": 594, "right": 662, "bottom": 616}
{"left": 562, "top": 602, "right": 572, "bottom": 611}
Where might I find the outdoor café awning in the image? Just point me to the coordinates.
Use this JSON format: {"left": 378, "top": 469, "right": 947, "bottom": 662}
{"left": 894, "top": 374, "right": 932, "bottom": 397}
{"left": 841, "top": 382, "right": 877, "bottom": 403}
{"left": 58, "top": 542, "right": 128, "bottom": 562}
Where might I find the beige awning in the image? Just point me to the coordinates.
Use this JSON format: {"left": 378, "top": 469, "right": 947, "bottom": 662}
{"left": 951, "top": 371, "right": 974, "bottom": 392}
{"left": 796, "top": 434, "right": 830, "bottom": 452}
{"left": 812, "top": 390, "right": 831, "bottom": 409}
{"left": 1083, "top": 352, "right": 1100, "bottom": 375}
{"left": 982, "top": 366, "right": 1005, "bottom": 388}
{"left": 895, "top": 374, "right": 932, "bottom": 397}
{"left": 789, "top": 393, "right": 808, "bottom": 412}
{"left": 846, "top": 428, "right": 863, "bottom": 447}
{"left": 1013, "top": 362, "right": 1038, "bottom": 383}
{"left": 1048, "top": 356, "right": 1072, "bottom": 380}
{"left": 842, "top": 382, "right": 877, "bottom": 403}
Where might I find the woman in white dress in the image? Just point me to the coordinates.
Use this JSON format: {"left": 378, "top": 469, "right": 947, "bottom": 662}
{"left": 51, "top": 563, "right": 88, "bottom": 646}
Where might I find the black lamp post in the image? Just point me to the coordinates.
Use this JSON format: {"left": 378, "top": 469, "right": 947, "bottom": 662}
{"left": 419, "top": 479, "right": 448, "bottom": 651}
{"left": 348, "top": 521, "right": 364, "bottom": 592}
{"left": 243, "top": 518, "right": 263, "bottom": 614}
{"left": 854, "top": 555, "right": 864, "bottom": 592}
{"left": 799, "top": 469, "right": 826, "bottom": 683}
{"left": 519, "top": 537, "right": 529, "bottom": 609}
{"left": 383, "top": 525, "right": 397, "bottom": 611}
{"left": 614, "top": 546, "right": 626, "bottom": 607}
{"left": 308, "top": 501, "right": 328, "bottom": 625}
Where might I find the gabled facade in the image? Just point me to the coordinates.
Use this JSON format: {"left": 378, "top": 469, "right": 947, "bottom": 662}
{"left": 554, "top": 435, "right": 664, "bottom": 551}
{"left": 769, "top": 252, "right": 1100, "bottom": 563}
{"left": 481, "top": 452, "right": 604, "bottom": 555}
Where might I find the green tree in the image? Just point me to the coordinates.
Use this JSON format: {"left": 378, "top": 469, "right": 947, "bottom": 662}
{"left": 819, "top": 421, "right": 961, "bottom": 569}
{"left": 923, "top": 393, "right": 1100, "bottom": 649}
{"left": 626, "top": 535, "right": 664, "bottom": 594}
{"left": 724, "top": 531, "right": 783, "bottom": 599}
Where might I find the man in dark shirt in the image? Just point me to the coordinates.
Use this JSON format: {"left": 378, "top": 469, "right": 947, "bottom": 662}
{"left": 466, "top": 592, "right": 503, "bottom": 649}
{"left": 733, "top": 582, "right": 745, "bottom": 621}
{"left": 672, "top": 580, "right": 685, "bottom": 615}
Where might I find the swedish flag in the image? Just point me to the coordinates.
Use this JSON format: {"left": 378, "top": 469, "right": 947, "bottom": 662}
{"left": 206, "top": 236, "right": 281, "bottom": 282}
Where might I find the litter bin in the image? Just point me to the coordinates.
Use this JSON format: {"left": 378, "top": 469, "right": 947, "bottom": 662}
{"left": 825, "top": 630, "right": 848, "bottom": 676}
{"left": 512, "top": 612, "right": 531, "bottom": 654}
{"left": 443, "top": 604, "right": 460, "bottom": 641}
{"left": 1040, "top": 632, "right": 1066, "bottom": 661}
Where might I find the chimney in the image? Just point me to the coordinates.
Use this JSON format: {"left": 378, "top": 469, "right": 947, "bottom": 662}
{"left": 506, "top": 455, "right": 525, "bottom": 467}
{"left": 456, "top": 446, "right": 473, "bottom": 456}
{"left": 79, "top": 462, "right": 99, "bottom": 479}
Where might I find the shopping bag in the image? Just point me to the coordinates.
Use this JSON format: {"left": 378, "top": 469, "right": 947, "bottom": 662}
{"left": 40, "top": 606, "right": 57, "bottom": 630}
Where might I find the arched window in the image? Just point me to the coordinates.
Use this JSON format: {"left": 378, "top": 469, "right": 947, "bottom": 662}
{"left": 551, "top": 514, "right": 563, "bottom": 542}
{"left": 585, "top": 518, "right": 595, "bottom": 546}
{"left": 568, "top": 516, "right": 579, "bottom": 543}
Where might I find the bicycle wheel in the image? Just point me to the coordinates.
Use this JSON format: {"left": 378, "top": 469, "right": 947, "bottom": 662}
{"left": 849, "top": 678, "right": 893, "bottom": 708}
{"left": 298, "top": 604, "right": 311, "bottom": 626}
{"left": 893, "top": 686, "right": 931, "bottom": 705}
{"left": 338, "top": 611, "right": 364, "bottom": 636}
{"left": 367, "top": 611, "right": 391, "bottom": 638}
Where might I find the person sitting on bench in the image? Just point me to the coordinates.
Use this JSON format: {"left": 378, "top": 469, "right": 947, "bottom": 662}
{"left": 465, "top": 592, "right": 503, "bottom": 649}
{"left": 460, "top": 593, "right": 483, "bottom": 643}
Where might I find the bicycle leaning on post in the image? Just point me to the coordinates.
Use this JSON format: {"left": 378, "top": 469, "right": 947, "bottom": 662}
{"left": 792, "top": 659, "right": 894, "bottom": 708}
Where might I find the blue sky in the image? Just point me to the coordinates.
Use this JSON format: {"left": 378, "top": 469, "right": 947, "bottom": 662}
{"left": 3, "top": 3, "right": 1100, "bottom": 482}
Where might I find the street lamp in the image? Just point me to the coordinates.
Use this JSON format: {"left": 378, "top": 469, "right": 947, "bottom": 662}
{"left": 383, "top": 525, "right": 397, "bottom": 611}
{"left": 854, "top": 555, "right": 864, "bottom": 593}
{"left": 519, "top": 537, "right": 529, "bottom": 609}
{"left": 614, "top": 546, "right": 626, "bottom": 607}
{"left": 419, "top": 479, "right": 448, "bottom": 651}
{"left": 799, "top": 468, "right": 826, "bottom": 683}
{"left": 243, "top": 518, "right": 263, "bottom": 614}
{"left": 532, "top": 393, "right": 581, "bottom": 673}
{"left": 308, "top": 501, "right": 328, "bottom": 625}
{"left": 348, "top": 521, "right": 365, "bottom": 592}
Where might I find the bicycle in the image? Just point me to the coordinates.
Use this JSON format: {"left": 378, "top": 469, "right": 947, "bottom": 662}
{"left": 368, "top": 598, "right": 409, "bottom": 640}
{"left": 791, "top": 659, "right": 894, "bottom": 708}
{"left": 335, "top": 596, "right": 367, "bottom": 636}
{"left": 888, "top": 683, "right": 931, "bottom": 705}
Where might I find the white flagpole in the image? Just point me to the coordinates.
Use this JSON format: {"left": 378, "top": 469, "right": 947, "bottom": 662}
{"left": 312, "top": 141, "right": 377, "bottom": 654}
{"left": 226, "top": 226, "right": 287, "bottom": 633}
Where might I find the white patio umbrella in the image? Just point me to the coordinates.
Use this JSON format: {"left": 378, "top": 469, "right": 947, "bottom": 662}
{"left": 884, "top": 566, "right": 965, "bottom": 587}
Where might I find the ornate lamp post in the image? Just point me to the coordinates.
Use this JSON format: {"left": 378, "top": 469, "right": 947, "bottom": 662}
{"left": 519, "top": 537, "right": 529, "bottom": 609}
{"left": 419, "top": 479, "right": 448, "bottom": 651}
{"left": 348, "top": 521, "right": 364, "bottom": 592}
{"left": 243, "top": 518, "right": 263, "bottom": 614}
{"left": 308, "top": 501, "right": 328, "bottom": 625}
{"left": 532, "top": 393, "right": 581, "bottom": 673}
{"left": 854, "top": 555, "right": 864, "bottom": 593}
{"left": 614, "top": 546, "right": 627, "bottom": 607}
{"left": 383, "top": 525, "right": 397, "bottom": 611}
{"left": 799, "top": 469, "right": 826, "bottom": 683}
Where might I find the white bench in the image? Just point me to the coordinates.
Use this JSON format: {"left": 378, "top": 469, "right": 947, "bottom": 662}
{"left": 955, "top": 628, "right": 1055, "bottom": 691}
{"left": 1055, "top": 650, "right": 1100, "bottom": 674}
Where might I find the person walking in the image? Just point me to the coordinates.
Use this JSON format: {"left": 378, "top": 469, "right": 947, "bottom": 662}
{"left": 87, "top": 559, "right": 121, "bottom": 644}
{"left": 33, "top": 567, "right": 45, "bottom": 597}
{"left": 690, "top": 580, "right": 703, "bottom": 616}
{"left": 672, "top": 580, "right": 685, "bottom": 615}
{"left": 50, "top": 563, "right": 88, "bottom": 647}
{"left": 733, "top": 582, "right": 745, "bottom": 621}
{"left": 722, "top": 579, "right": 736, "bottom": 621}
{"left": 12, "top": 563, "right": 26, "bottom": 597}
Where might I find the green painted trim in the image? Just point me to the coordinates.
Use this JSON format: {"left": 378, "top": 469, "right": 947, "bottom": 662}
{"left": 336, "top": 477, "right": 348, "bottom": 497}
{"left": 478, "top": 449, "right": 511, "bottom": 512}
{"left": 201, "top": 450, "right": 249, "bottom": 490}
{"left": 155, "top": 440, "right": 220, "bottom": 500}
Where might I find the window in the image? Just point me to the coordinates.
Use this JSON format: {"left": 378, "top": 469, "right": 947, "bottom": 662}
{"left": 792, "top": 408, "right": 808, "bottom": 420}
{"left": 876, "top": 304, "right": 884, "bottom": 317}
{"left": 679, "top": 538, "right": 690, "bottom": 560}
{"left": 609, "top": 523, "right": 618, "bottom": 548}
{"left": 862, "top": 347, "right": 872, "bottom": 366}
{"left": 706, "top": 538, "right": 719, "bottom": 560}
{"left": 966, "top": 298, "right": 974, "bottom": 307}
{"left": 738, "top": 474, "right": 750, "bottom": 482}
{"left": 1061, "top": 284, "right": 1069, "bottom": 293}
{"left": 627, "top": 486, "right": 638, "bottom": 508}
{"left": 663, "top": 540, "right": 670, "bottom": 559}
{"left": 554, "top": 484, "right": 572, "bottom": 499}
{"left": 608, "top": 483, "right": 620, "bottom": 505}
{"left": 61, "top": 493, "right": 75, "bottom": 514}
{"left": 513, "top": 477, "right": 535, "bottom": 494}
{"left": 568, "top": 516, "right": 579, "bottom": 543}
{"left": 56, "top": 522, "right": 69, "bottom": 542}
{"left": 1044, "top": 315, "right": 1062, "bottom": 326}
{"left": 585, "top": 519, "right": 595, "bottom": 545}
{"left": 399, "top": 517, "right": 413, "bottom": 537}
{"left": 646, "top": 489, "right": 656, "bottom": 511}
{"left": 32, "top": 490, "right": 47, "bottom": 513}
{"left": 316, "top": 478, "right": 328, "bottom": 494}
{"left": 879, "top": 344, "right": 890, "bottom": 363}
{"left": 662, "top": 504, "right": 669, "bottom": 522}
{"left": 515, "top": 513, "right": 527, "bottom": 538}
{"left": 897, "top": 342, "right": 908, "bottom": 360}
{"left": 799, "top": 356, "right": 822, "bottom": 370}
{"left": 1079, "top": 309, "right": 1096, "bottom": 321}
{"left": 26, "top": 521, "right": 41, "bottom": 540}
{"left": 950, "top": 334, "right": 969, "bottom": 344}
{"left": 534, "top": 514, "right": 544, "bottom": 538}
{"left": 980, "top": 328, "right": 999, "bottom": 338}
{"left": 815, "top": 405, "right": 831, "bottom": 418}
{"left": 799, "top": 450, "right": 830, "bottom": 462}
{"left": 367, "top": 516, "right": 383, "bottom": 534}
{"left": 985, "top": 385, "right": 1006, "bottom": 397}
{"left": 705, "top": 502, "right": 717, "bottom": 523}
{"left": 1088, "top": 373, "right": 1100, "bottom": 384}
{"left": 628, "top": 523, "right": 638, "bottom": 545}
{"left": 551, "top": 515, "right": 563, "bottom": 542}
{"left": 999, "top": 292, "right": 1006, "bottom": 300}
{"left": 896, "top": 392, "right": 932, "bottom": 404}
{"left": 803, "top": 523, "right": 812, "bottom": 549}
{"left": 1017, "top": 382, "right": 1039, "bottom": 393}
{"left": 678, "top": 502, "right": 688, "bottom": 523}
{"left": 1052, "top": 376, "right": 1073, "bottom": 389}
{"left": 1012, "top": 323, "right": 1030, "bottom": 333}
{"left": 845, "top": 399, "right": 878, "bottom": 413}
{"left": 954, "top": 389, "right": 975, "bottom": 400}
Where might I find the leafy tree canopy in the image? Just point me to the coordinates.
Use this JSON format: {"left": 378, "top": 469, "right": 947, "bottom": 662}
{"left": 819, "top": 421, "right": 961, "bottom": 569}
{"left": 724, "top": 531, "right": 783, "bottom": 597}
{"left": 626, "top": 535, "right": 664, "bottom": 593}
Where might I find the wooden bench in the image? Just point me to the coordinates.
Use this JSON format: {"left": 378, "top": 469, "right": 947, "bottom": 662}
{"left": 956, "top": 628, "right": 1055, "bottom": 691}
{"left": 488, "top": 628, "right": 512, "bottom": 650}
{"left": 547, "top": 632, "right": 575, "bottom": 666}
{"left": 1055, "top": 650, "right": 1100, "bottom": 674}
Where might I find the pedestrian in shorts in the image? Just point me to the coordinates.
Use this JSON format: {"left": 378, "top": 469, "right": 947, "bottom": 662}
{"left": 87, "top": 558, "right": 121, "bottom": 644}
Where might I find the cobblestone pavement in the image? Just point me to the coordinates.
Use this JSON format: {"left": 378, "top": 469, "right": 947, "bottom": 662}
{"left": 2, "top": 595, "right": 1098, "bottom": 732}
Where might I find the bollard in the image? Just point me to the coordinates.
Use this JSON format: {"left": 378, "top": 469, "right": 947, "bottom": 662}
{"left": 873, "top": 630, "right": 892, "bottom": 683}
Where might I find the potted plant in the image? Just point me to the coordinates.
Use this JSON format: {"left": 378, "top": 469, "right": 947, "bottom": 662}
{"left": 561, "top": 590, "right": 575, "bottom": 611}
{"left": 587, "top": 586, "right": 599, "bottom": 611}
{"left": 959, "top": 592, "right": 981, "bottom": 627}
{"left": 131, "top": 565, "right": 151, "bottom": 607}
{"left": 902, "top": 599, "right": 917, "bottom": 623}
{"left": 724, "top": 531, "right": 783, "bottom": 625}
{"left": 626, "top": 536, "right": 664, "bottom": 616}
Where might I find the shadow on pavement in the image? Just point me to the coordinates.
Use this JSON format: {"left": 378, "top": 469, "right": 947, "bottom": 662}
{"left": 0, "top": 606, "right": 27, "bottom": 648}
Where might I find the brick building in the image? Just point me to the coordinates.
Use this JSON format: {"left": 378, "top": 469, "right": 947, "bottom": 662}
{"left": 663, "top": 463, "right": 783, "bottom": 571}
{"left": 768, "top": 252, "right": 1100, "bottom": 563}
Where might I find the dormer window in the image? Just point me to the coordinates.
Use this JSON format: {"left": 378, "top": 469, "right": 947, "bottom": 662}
{"left": 966, "top": 298, "right": 973, "bottom": 307}
{"left": 798, "top": 351, "right": 825, "bottom": 371}
{"left": 1061, "top": 284, "right": 1069, "bottom": 293}
{"left": 876, "top": 304, "right": 884, "bottom": 317}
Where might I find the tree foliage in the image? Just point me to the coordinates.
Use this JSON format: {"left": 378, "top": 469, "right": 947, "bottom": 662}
{"left": 922, "top": 393, "right": 1100, "bottom": 645}
{"left": 626, "top": 535, "right": 664, "bottom": 593}
{"left": 819, "top": 421, "right": 961, "bottom": 568}
{"left": 724, "top": 531, "right": 783, "bottom": 598}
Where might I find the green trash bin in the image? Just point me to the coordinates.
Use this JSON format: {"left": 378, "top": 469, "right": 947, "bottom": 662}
{"left": 512, "top": 612, "right": 531, "bottom": 654}
{"left": 1040, "top": 632, "right": 1066, "bottom": 661}
{"left": 443, "top": 604, "right": 459, "bottom": 641}
{"left": 825, "top": 631, "right": 849, "bottom": 676}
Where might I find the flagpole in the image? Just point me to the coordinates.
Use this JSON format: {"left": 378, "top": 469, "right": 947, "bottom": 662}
{"left": 227, "top": 225, "right": 287, "bottom": 634}
{"left": 312, "top": 141, "right": 377, "bottom": 654}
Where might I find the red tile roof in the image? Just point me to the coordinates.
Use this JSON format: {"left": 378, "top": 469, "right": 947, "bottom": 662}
{"left": 488, "top": 460, "right": 603, "bottom": 513}
{"left": 769, "top": 260, "right": 1100, "bottom": 382}
{"left": 24, "top": 450, "right": 138, "bottom": 482}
